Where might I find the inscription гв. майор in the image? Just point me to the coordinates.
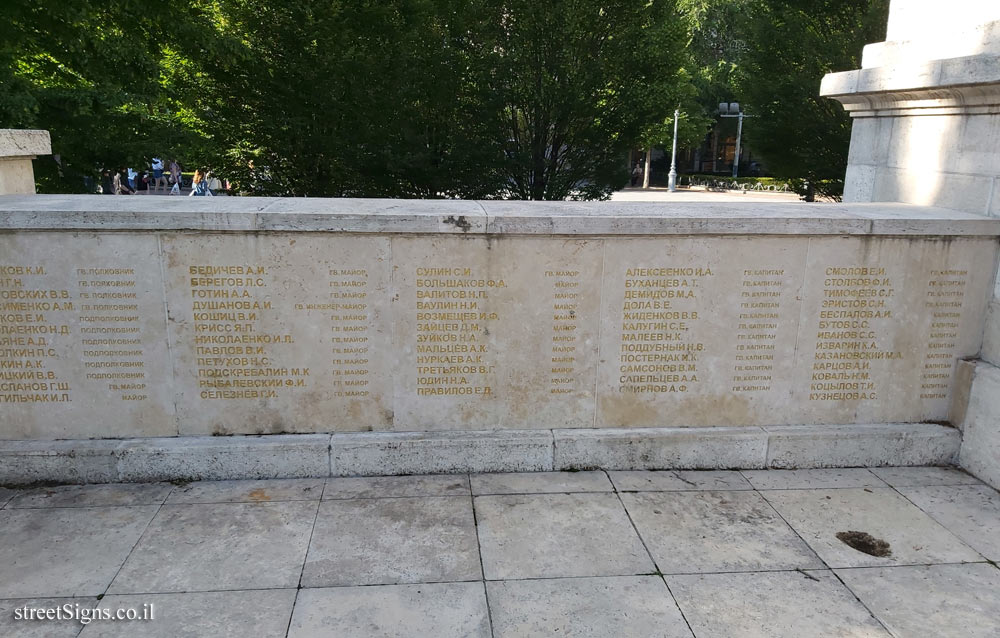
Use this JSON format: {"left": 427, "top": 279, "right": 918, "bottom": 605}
{"left": 547, "top": 269, "right": 582, "bottom": 395}
{"left": 617, "top": 266, "right": 710, "bottom": 394}
{"left": 414, "top": 266, "right": 501, "bottom": 397}
{"left": 328, "top": 267, "right": 373, "bottom": 398}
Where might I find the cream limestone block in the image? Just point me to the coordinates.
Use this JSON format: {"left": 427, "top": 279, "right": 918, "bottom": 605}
{"left": 791, "top": 237, "right": 994, "bottom": 425}
{"left": 597, "top": 236, "right": 809, "bottom": 427}
{"left": 0, "top": 129, "right": 50, "bottom": 158}
{"left": 160, "top": 233, "right": 391, "bottom": 434}
{"left": 390, "top": 236, "right": 601, "bottom": 429}
{"left": 0, "top": 159, "right": 37, "bottom": 195}
{"left": 594, "top": 236, "right": 994, "bottom": 428}
{"left": 0, "top": 233, "right": 175, "bottom": 439}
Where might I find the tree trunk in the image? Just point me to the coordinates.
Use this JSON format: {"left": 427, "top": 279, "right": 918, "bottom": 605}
{"left": 642, "top": 148, "right": 651, "bottom": 188}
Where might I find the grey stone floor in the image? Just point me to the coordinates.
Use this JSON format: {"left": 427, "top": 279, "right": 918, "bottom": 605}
{"left": 1, "top": 467, "right": 999, "bottom": 637}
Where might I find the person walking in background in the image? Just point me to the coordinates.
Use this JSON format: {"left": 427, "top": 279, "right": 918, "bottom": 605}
{"left": 135, "top": 170, "right": 150, "bottom": 194}
{"left": 151, "top": 157, "right": 167, "bottom": 193}
{"left": 100, "top": 169, "right": 114, "bottom": 194}
{"left": 189, "top": 169, "right": 213, "bottom": 196}
{"left": 168, "top": 159, "right": 182, "bottom": 194}
{"left": 631, "top": 161, "right": 642, "bottom": 187}
{"left": 207, "top": 172, "right": 223, "bottom": 194}
{"left": 113, "top": 168, "right": 134, "bottom": 195}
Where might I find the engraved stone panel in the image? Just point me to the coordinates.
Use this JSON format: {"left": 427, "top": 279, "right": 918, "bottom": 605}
{"left": 2, "top": 222, "right": 996, "bottom": 439}
{"left": 596, "top": 236, "right": 994, "bottom": 427}
{"left": 792, "top": 236, "right": 994, "bottom": 424}
{"left": 0, "top": 233, "right": 174, "bottom": 439}
{"left": 597, "top": 237, "right": 809, "bottom": 427}
{"left": 390, "top": 236, "right": 601, "bottom": 429}
{"left": 161, "top": 234, "right": 391, "bottom": 434}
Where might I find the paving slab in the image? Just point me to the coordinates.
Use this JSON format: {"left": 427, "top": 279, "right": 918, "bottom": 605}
{"left": 164, "top": 478, "right": 325, "bottom": 504}
{"left": 7, "top": 483, "right": 172, "bottom": 509}
{"left": 0, "top": 506, "right": 159, "bottom": 597}
{"left": 287, "top": 582, "right": 491, "bottom": 638}
{"left": 897, "top": 484, "right": 1000, "bottom": 560}
{"left": 470, "top": 471, "right": 612, "bottom": 495}
{"left": 487, "top": 576, "right": 693, "bottom": 638}
{"left": 110, "top": 501, "right": 317, "bottom": 593}
{"left": 836, "top": 563, "right": 1000, "bottom": 638}
{"left": 621, "top": 491, "right": 823, "bottom": 574}
{"left": 323, "top": 474, "right": 470, "bottom": 499}
{"left": 77, "top": 589, "right": 296, "bottom": 638}
{"left": 667, "top": 570, "right": 890, "bottom": 638}
{"left": 301, "top": 496, "right": 480, "bottom": 587}
{"left": 869, "top": 466, "right": 983, "bottom": 487}
{"left": 0, "top": 597, "right": 96, "bottom": 637}
{"left": 475, "top": 493, "right": 653, "bottom": 580}
{"left": 741, "top": 469, "right": 886, "bottom": 490}
{"left": 609, "top": 470, "right": 751, "bottom": 492}
{"left": 763, "top": 488, "right": 984, "bottom": 567}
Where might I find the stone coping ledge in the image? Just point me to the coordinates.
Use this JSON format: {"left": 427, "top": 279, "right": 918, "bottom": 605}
{"left": 821, "top": 53, "right": 1000, "bottom": 114}
{"left": 0, "top": 423, "right": 960, "bottom": 485}
{"left": 0, "top": 195, "right": 998, "bottom": 236}
{"left": 0, "top": 129, "right": 51, "bottom": 159}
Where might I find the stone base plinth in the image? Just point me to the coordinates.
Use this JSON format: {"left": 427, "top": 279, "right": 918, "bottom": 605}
{"left": 0, "top": 158, "right": 38, "bottom": 195}
{"left": 0, "top": 423, "right": 960, "bottom": 485}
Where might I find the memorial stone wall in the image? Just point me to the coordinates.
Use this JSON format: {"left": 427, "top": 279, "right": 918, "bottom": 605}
{"left": 822, "top": 0, "right": 1000, "bottom": 487}
{"left": 1, "top": 198, "right": 996, "bottom": 440}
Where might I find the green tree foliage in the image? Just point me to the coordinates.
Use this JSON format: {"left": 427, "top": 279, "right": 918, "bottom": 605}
{"left": 172, "top": 0, "right": 504, "bottom": 197}
{"left": 472, "top": 0, "right": 693, "bottom": 200}
{"left": 173, "top": 0, "right": 695, "bottom": 199}
{"left": 686, "top": 0, "right": 888, "bottom": 199}
{"left": 2, "top": 0, "right": 879, "bottom": 199}
{"left": 0, "top": 0, "right": 206, "bottom": 191}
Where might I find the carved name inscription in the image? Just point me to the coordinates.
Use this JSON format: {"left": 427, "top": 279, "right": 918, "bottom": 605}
{"left": 1, "top": 233, "right": 994, "bottom": 438}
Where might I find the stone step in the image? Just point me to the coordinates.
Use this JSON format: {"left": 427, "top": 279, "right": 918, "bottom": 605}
{"left": 0, "top": 422, "right": 960, "bottom": 485}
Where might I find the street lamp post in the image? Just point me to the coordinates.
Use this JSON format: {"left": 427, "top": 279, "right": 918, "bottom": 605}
{"left": 732, "top": 111, "right": 744, "bottom": 179}
{"left": 668, "top": 109, "right": 679, "bottom": 192}
{"left": 718, "top": 102, "right": 753, "bottom": 179}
